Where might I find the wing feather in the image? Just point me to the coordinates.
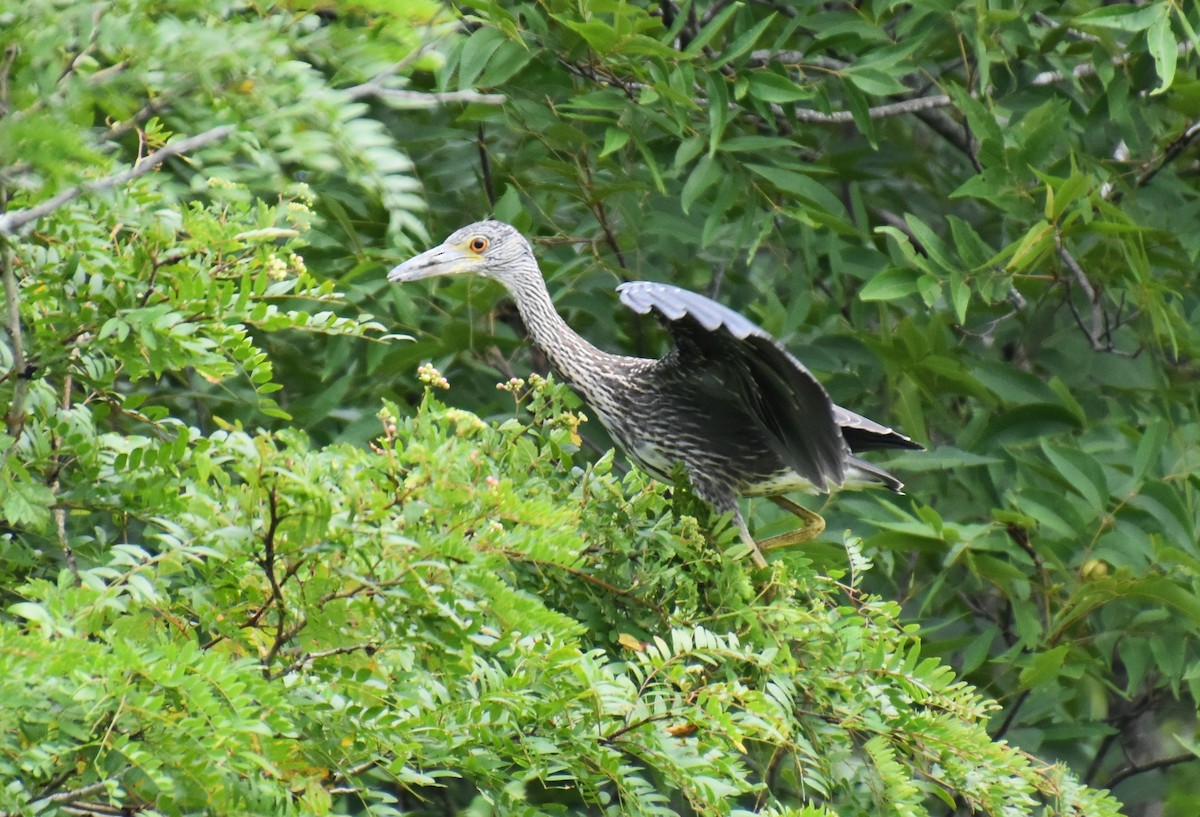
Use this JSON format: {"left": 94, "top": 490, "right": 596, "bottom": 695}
{"left": 833, "top": 406, "right": 923, "bottom": 452}
{"left": 618, "top": 281, "right": 848, "bottom": 491}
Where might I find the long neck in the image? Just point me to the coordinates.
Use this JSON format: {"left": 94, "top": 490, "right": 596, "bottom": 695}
{"left": 503, "top": 264, "right": 635, "bottom": 394}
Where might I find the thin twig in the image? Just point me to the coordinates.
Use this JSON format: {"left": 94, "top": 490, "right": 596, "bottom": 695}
{"left": 1, "top": 226, "right": 28, "bottom": 440}
{"left": 502, "top": 548, "right": 671, "bottom": 618}
{"left": 1083, "top": 731, "right": 1119, "bottom": 784}
{"left": 270, "top": 642, "right": 378, "bottom": 679}
{"left": 1056, "top": 238, "right": 1131, "bottom": 355}
{"left": 990, "top": 689, "right": 1030, "bottom": 740}
{"left": 104, "top": 95, "right": 173, "bottom": 141}
{"left": 58, "top": 6, "right": 105, "bottom": 85}
{"left": 30, "top": 780, "right": 112, "bottom": 808}
{"left": 1031, "top": 38, "right": 1195, "bottom": 88}
{"left": 748, "top": 49, "right": 848, "bottom": 72}
{"left": 0, "top": 44, "right": 18, "bottom": 117}
{"left": 340, "top": 43, "right": 505, "bottom": 107}
{"left": 794, "top": 94, "right": 952, "bottom": 124}
{"left": 1136, "top": 117, "right": 1200, "bottom": 189}
{"left": 346, "top": 83, "right": 505, "bottom": 106}
{"left": 1105, "top": 751, "right": 1197, "bottom": 788}
{"left": 0, "top": 124, "right": 237, "bottom": 236}
{"left": 50, "top": 345, "right": 81, "bottom": 583}
{"left": 478, "top": 124, "right": 495, "bottom": 208}
{"left": 915, "top": 107, "right": 982, "bottom": 172}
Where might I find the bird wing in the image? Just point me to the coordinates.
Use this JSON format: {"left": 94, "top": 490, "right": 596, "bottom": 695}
{"left": 617, "top": 281, "right": 848, "bottom": 492}
{"left": 834, "top": 406, "right": 922, "bottom": 452}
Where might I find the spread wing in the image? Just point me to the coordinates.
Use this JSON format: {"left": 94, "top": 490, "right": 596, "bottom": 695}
{"left": 834, "top": 406, "right": 922, "bottom": 452}
{"left": 618, "top": 281, "right": 848, "bottom": 492}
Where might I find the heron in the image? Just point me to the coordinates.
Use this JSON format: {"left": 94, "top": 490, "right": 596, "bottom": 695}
{"left": 389, "top": 220, "right": 920, "bottom": 568}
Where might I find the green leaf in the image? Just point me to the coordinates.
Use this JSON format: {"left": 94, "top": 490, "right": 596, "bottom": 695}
{"left": 8, "top": 601, "right": 56, "bottom": 630}
{"left": 599, "top": 127, "right": 630, "bottom": 158}
{"left": 746, "top": 71, "right": 811, "bottom": 103}
{"left": 1073, "top": 4, "right": 1165, "bottom": 31}
{"left": 745, "top": 164, "right": 845, "bottom": 215}
{"left": 858, "top": 266, "right": 921, "bottom": 301}
{"left": 982, "top": 404, "right": 1085, "bottom": 446}
{"left": 949, "top": 275, "right": 970, "bottom": 324}
{"left": 947, "top": 216, "right": 995, "bottom": 269}
{"left": 681, "top": 155, "right": 720, "bottom": 214}
{"left": 557, "top": 17, "right": 617, "bottom": 53}
{"left": 1041, "top": 443, "right": 1109, "bottom": 512}
{"left": 479, "top": 39, "right": 535, "bottom": 87}
{"left": 2, "top": 479, "right": 55, "bottom": 528}
{"left": 1020, "top": 645, "right": 1070, "bottom": 689}
{"left": 682, "top": 2, "right": 741, "bottom": 56}
{"left": 718, "top": 12, "right": 776, "bottom": 63}
{"left": 844, "top": 66, "right": 910, "bottom": 96}
{"left": 1147, "top": 10, "right": 1178, "bottom": 94}
{"left": 1132, "top": 418, "right": 1168, "bottom": 484}
{"left": 458, "top": 26, "right": 507, "bottom": 91}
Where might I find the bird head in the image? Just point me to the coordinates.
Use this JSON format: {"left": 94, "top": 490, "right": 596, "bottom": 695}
{"left": 388, "top": 220, "right": 534, "bottom": 287}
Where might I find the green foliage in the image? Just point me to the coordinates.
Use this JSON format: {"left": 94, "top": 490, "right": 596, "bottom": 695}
{"left": 0, "top": 374, "right": 1119, "bottom": 816}
{"left": 2, "top": 0, "right": 1199, "bottom": 814}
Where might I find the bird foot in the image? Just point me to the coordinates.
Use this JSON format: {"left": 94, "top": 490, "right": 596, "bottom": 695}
{"left": 734, "top": 496, "right": 826, "bottom": 568}
{"left": 760, "top": 496, "right": 826, "bottom": 552}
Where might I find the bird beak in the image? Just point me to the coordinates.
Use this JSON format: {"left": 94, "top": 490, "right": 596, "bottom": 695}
{"left": 388, "top": 242, "right": 477, "bottom": 283}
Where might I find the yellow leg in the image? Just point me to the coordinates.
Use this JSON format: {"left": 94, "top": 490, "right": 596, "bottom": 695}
{"left": 758, "top": 496, "right": 826, "bottom": 551}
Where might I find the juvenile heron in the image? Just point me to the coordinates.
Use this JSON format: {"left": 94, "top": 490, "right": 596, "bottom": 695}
{"left": 389, "top": 220, "right": 920, "bottom": 568}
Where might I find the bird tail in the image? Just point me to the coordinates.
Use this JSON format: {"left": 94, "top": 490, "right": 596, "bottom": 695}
{"left": 845, "top": 455, "right": 905, "bottom": 493}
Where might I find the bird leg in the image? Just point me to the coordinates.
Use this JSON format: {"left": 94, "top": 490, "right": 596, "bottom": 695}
{"left": 732, "top": 498, "right": 825, "bottom": 568}
{"left": 757, "top": 495, "right": 826, "bottom": 551}
{"left": 734, "top": 516, "right": 770, "bottom": 569}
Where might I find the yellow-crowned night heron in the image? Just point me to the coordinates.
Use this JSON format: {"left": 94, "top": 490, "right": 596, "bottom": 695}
{"left": 389, "top": 220, "right": 920, "bottom": 568}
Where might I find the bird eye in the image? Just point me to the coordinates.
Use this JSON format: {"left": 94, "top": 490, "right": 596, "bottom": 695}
{"left": 469, "top": 237, "right": 489, "bottom": 253}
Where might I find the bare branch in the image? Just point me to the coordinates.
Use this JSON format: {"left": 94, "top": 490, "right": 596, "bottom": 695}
{"left": 793, "top": 94, "right": 952, "bottom": 124}
{"left": 1105, "top": 751, "right": 1198, "bottom": 788}
{"left": 1136, "top": 117, "right": 1200, "bottom": 189}
{"left": 1, "top": 211, "right": 29, "bottom": 440}
{"left": 1057, "top": 239, "right": 1106, "bottom": 349}
{"left": 270, "top": 642, "right": 378, "bottom": 679}
{"left": 558, "top": 58, "right": 643, "bottom": 98}
{"left": 0, "top": 779, "right": 118, "bottom": 815}
{"left": 0, "top": 124, "right": 237, "bottom": 237}
{"left": 748, "top": 49, "right": 848, "bottom": 72}
{"left": 478, "top": 124, "right": 495, "bottom": 208}
{"left": 346, "top": 83, "right": 504, "bottom": 107}
{"left": 915, "top": 107, "right": 982, "bottom": 172}
{"left": 104, "top": 94, "right": 173, "bottom": 141}
{"left": 1031, "top": 38, "right": 1195, "bottom": 88}
{"left": 0, "top": 43, "right": 18, "bottom": 116}
{"left": 58, "top": 6, "right": 106, "bottom": 86}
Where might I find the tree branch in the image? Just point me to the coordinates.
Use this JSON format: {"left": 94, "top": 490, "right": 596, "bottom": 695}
{"left": 1, "top": 223, "right": 28, "bottom": 440}
{"left": 0, "top": 779, "right": 118, "bottom": 816}
{"left": 477, "top": 124, "right": 496, "bottom": 208}
{"left": 1136, "top": 117, "right": 1200, "bottom": 189}
{"left": 793, "top": 94, "right": 952, "bottom": 124}
{"left": 1105, "top": 751, "right": 1198, "bottom": 788}
{"left": 1056, "top": 238, "right": 1136, "bottom": 356}
{"left": 345, "top": 82, "right": 505, "bottom": 107}
{"left": 1031, "top": 38, "right": 1195, "bottom": 88}
{"left": 340, "top": 44, "right": 507, "bottom": 107}
{"left": 0, "top": 124, "right": 237, "bottom": 237}
{"left": 0, "top": 43, "right": 18, "bottom": 117}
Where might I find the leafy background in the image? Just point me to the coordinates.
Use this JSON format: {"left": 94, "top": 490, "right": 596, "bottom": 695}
{"left": 1, "top": 1, "right": 1198, "bottom": 815}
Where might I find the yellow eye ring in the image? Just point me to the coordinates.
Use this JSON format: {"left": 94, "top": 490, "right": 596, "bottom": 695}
{"left": 469, "top": 237, "right": 489, "bottom": 253}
